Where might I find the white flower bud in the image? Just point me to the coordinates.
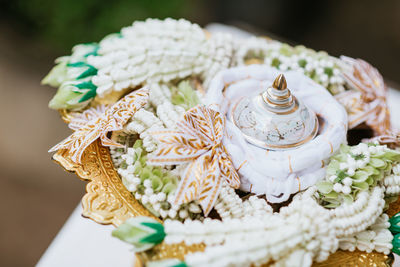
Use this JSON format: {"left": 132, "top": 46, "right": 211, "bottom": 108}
{"left": 179, "top": 209, "right": 189, "bottom": 219}
{"left": 342, "top": 186, "right": 351, "bottom": 195}
{"left": 143, "top": 179, "right": 152, "bottom": 188}
{"left": 188, "top": 203, "right": 202, "bottom": 213}
{"left": 160, "top": 209, "right": 168, "bottom": 218}
{"left": 157, "top": 192, "right": 166, "bottom": 201}
{"left": 144, "top": 188, "right": 154, "bottom": 196}
{"left": 347, "top": 168, "right": 355, "bottom": 176}
{"left": 141, "top": 195, "right": 149, "bottom": 204}
{"left": 339, "top": 163, "right": 348, "bottom": 170}
{"left": 168, "top": 209, "right": 177, "bottom": 218}
{"left": 149, "top": 195, "right": 158, "bottom": 204}
{"left": 333, "top": 183, "right": 343, "bottom": 193}
{"left": 132, "top": 177, "right": 141, "bottom": 185}
{"left": 127, "top": 184, "right": 137, "bottom": 192}
{"left": 343, "top": 177, "right": 353, "bottom": 186}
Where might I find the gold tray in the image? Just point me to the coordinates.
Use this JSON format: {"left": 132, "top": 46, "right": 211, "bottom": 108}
{"left": 52, "top": 138, "right": 399, "bottom": 266}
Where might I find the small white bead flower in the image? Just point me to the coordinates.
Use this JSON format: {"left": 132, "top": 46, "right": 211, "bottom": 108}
{"left": 333, "top": 183, "right": 343, "bottom": 193}
{"left": 343, "top": 177, "right": 353, "bottom": 186}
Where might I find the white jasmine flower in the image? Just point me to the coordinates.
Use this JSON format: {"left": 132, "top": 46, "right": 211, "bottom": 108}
{"left": 339, "top": 162, "right": 348, "bottom": 170}
{"left": 132, "top": 177, "right": 141, "bottom": 185}
{"left": 168, "top": 209, "right": 177, "bottom": 218}
{"left": 342, "top": 186, "right": 351, "bottom": 195}
{"left": 333, "top": 183, "right": 343, "bottom": 193}
{"left": 127, "top": 184, "right": 137, "bottom": 192}
{"left": 143, "top": 179, "right": 152, "bottom": 188}
{"left": 343, "top": 177, "right": 353, "bottom": 186}
{"left": 157, "top": 192, "right": 166, "bottom": 201}
{"left": 144, "top": 188, "right": 154, "bottom": 196}
{"left": 347, "top": 168, "right": 355, "bottom": 176}
{"left": 141, "top": 195, "right": 149, "bottom": 204}
{"left": 179, "top": 209, "right": 189, "bottom": 219}
{"left": 329, "top": 175, "right": 337, "bottom": 182}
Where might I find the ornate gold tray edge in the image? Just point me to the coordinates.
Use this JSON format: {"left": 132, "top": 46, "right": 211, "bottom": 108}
{"left": 52, "top": 139, "right": 160, "bottom": 226}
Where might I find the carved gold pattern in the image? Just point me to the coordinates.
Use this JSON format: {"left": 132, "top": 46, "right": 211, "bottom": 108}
{"left": 54, "top": 111, "right": 398, "bottom": 266}
{"left": 133, "top": 249, "right": 393, "bottom": 267}
{"left": 313, "top": 250, "right": 393, "bottom": 267}
{"left": 53, "top": 139, "right": 160, "bottom": 225}
{"left": 139, "top": 242, "right": 205, "bottom": 262}
{"left": 388, "top": 196, "right": 400, "bottom": 217}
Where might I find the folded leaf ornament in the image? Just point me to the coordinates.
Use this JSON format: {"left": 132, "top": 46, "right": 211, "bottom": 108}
{"left": 67, "top": 104, "right": 108, "bottom": 131}
{"left": 148, "top": 105, "right": 240, "bottom": 215}
{"left": 49, "top": 87, "right": 149, "bottom": 163}
{"left": 335, "top": 57, "right": 391, "bottom": 135}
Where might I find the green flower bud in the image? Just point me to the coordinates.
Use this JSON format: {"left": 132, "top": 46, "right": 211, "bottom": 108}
{"left": 370, "top": 158, "right": 386, "bottom": 169}
{"left": 112, "top": 217, "right": 165, "bottom": 252}
{"left": 171, "top": 81, "right": 199, "bottom": 110}
{"left": 133, "top": 139, "right": 143, "bottom": 149}
{"left": 392, "top": 234, "right": 400, "bottom": 255}
{"left": 140, "top": 167, "right": 152, "bottom": 181}
{"left": 383, "top": 150, "right": 400, "bottom": 162}
{"left": 342, "top": 194, "right": 354, "bottom": 204}
{"left": 162, "top": 182, "right": 177, "bottom": 194}
{"left": 151, "top": 175, "right": 164, "bottom": 191}
{"left": 360, "top": 165, "right": 378, "bottom": 176}
{"left": 365, "top": 176, "right": 374, "bottom": 186}
{"left": 147, "top": 259, "right": 188, "bottom": 267}
{"left": 140, "top": 155, "right": 148, "bottom": 166}
{"left": 326, "top": 160, "right": 340, "bottom": 176}
{"left": 66, "top": 62, "right": 98, "bottom": 80}
{"left": 352, "top": 181, "right": 369, "bottom": 191}
{"left": 42, "top": 57, "right": 69, "bottom": 87}
{"left": 133, "top": 161, "right": 143, "bottom": 175}
{"left": 390, "top": 213, "right": 400, "bottom": 234}
{"left": 353, "top": 171, "right": 368, "bottom": 182}
{"left": 48, "top": 81, "right": 93, "bottom": 110}
{"left": 279, "top": 44, "right": 293, "bottom": 56}
{"left": 316, "top": 181, "right": 333, "bottom": 194}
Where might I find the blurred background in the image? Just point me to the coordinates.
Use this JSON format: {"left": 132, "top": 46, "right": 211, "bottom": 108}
{"left": 0, "top": 0, "right": 399, "bottom": 266}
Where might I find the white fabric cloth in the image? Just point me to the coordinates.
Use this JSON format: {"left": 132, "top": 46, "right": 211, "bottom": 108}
{"left": 205, "top": 65, "right": 348, "bottom": 202}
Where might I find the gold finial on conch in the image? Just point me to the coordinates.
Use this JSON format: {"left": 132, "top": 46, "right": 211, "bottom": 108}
{"left": 272, "top": 74, "right": 287, "bottom": 91}
{"left": 262, "top": 73, "right": 293, "bottom": 109}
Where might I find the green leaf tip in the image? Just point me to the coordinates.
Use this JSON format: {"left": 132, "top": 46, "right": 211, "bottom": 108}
{"left": 48, "top": 81, "right": 97, "bottom": 110}
{"left": 171, "top": 81, "right": 200, "bottom": 110}
{"left": 147, "top": 259, "right": 188, "bottom": 267}
{"left": 112, "top": 217, "right": 165, "bottom": 252}
{"left": 392, "top": 233, "right": 400, "bottom": 255}
{"left": 390, "top": 213, "right": 400, "bottom": 235}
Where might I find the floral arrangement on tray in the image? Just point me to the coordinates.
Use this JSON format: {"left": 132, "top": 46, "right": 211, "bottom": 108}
{"left": 44, "top": 18, "right": 400, "bottom": 267}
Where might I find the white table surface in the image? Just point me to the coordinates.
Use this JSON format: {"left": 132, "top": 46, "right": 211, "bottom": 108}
{"left": 36, "top": 205, "right": 134, "bottom": 267}
{"left": 37, "top": 24, "right": 400, "bottom": 267}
